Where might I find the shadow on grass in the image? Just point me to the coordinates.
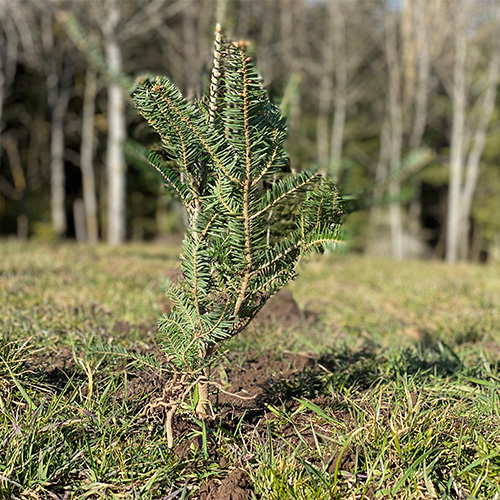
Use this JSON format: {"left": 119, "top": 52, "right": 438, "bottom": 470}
{"left": 262, "top": 338, "right": 469, "bottom": 405}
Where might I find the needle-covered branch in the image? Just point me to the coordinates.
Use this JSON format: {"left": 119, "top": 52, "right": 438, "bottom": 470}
{"left": 131, "top": 27, "right": 343, "bottom": 391}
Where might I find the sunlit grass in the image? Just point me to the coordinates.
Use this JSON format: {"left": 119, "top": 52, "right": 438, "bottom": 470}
{"left": 1, "top": 241, "right": 500, "bottom": 498}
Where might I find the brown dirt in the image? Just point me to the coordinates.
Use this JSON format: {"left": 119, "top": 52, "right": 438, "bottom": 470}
{"left": 197, "top": 468, "right": 252, "bottom": 500}
{"left": 156, "top": 272, "right": 316, "bottom": 331}
{"left": 26, "top": 289, "right": 352, "bottom": 500}
{"left": 27, "top": 339, "right": 366, "bottom": 500}
{"left": 253, "top": 288, "right": 304, "bottom": 330}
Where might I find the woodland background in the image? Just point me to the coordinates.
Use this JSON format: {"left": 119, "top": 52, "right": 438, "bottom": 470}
{"left": 1, "top": 0, "right": 500, "bottom": 263}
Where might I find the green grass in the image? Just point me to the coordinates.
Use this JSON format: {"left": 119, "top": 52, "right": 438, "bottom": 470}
{"left": 1, "top": 241, "right": 500, "bottom": 499}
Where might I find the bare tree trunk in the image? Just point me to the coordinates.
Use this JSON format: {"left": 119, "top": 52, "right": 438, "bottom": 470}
{"left": 49, "top": 65, "right": 73, "bottom": 238}
{"left": 0, "top": 5, "right": 19, "bottom": 154}
{"left": 367, "top": 118, "right": 390, "bottom": 253}
{"left": 409, "top": 0, "right": 430, "bottom": 148}
{"left": 401, "top": 0, "right": 416, "bottom": 120}
{"left": 215, "top": 0, "right": 228, "bottom": 28}
{"left": 182, "top": 0, "right": 197, "bottom": 99}
{"left": 279, "top": 0, "right": 303, "bottom": 148}
{"left": 459, "top": 51, "right": 500, "bottom": 259}
{"left": 256, "top": 0, "right": 277, "bottom": 85}
{"left": 50, "top": 101, "right": 68, "bottom": 238}
{"left": 329, "top": 4, "right": 347, "bottom": 183}
{"left": 104, "top": 0, "right": 126, "bottom": 246}
{"left": 0, "top": 35, "right": 5, "bottom": 234}
{"left": 446, "top": 6, "right": 467, "bottom": 263}
{"left": 470, "top": 223, "right": 483, "bottom": 262}
{"left": 73, "top": 198, "right": 86, "bottom": 242}
{"left": 385, "top": 12, "right": 404, "bottom": 259}
{"left": 80, "top": 65, "right": 99, "bottom": 244}
{"left": 43, "top": 12, "right": 73, "bottom": 239}
{"left": 316, "top": 75, "right": 332, "bottom": 170}
{"left": 315, "top": 2, "right": 335, "bottom": 172}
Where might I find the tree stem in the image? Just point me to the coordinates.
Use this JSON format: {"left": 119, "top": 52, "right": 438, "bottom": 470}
{"left": 166, "top": 404, "right": 177, "bottom": 449}
{"left": 195, "top": 367, "right": 210, "bottom": 417}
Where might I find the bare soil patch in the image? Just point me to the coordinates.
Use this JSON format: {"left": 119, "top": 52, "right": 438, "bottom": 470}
{"left": 24, "top": 290, "right": 353, "bottom": 499}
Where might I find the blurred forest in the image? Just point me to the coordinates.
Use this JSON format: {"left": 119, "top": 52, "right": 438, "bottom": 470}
{"left": 1, "top": 0, "right": 499, "bottom": 262}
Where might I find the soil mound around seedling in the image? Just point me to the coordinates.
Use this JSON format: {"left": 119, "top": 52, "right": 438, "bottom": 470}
{"left": 133, "top": 348, "right": 346, "bottom": 499}
{"left": 253, "top": 288, "right": 303, "bottom": 330}
{"left": 23, "top": 339, "right": 381, "bottom": 499}
{"left": 198, "top": 468, "right": 252, "bottom": 500}
{"left": 158, "top": 278, "right": 312, "bottom": 331}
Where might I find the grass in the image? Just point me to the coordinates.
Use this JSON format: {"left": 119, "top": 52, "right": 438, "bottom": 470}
{"left": 1, "top": 241, "right": 500, "bottom": 499}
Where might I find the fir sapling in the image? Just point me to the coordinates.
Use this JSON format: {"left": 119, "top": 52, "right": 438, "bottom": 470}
{"left": 131, "top": 26, "right": 343, "bottom": 445}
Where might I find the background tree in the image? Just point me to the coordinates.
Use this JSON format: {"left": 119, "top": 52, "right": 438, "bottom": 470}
{"left": 440, "top": 0, "right": 500, "bottom": 262}
{"left": 101, "top": 0, "right": 127, "bottom": 245}
{"left": 42, "top": 6, "right": 74, "bottom": 239}
{"left": 1, "top": 0, "right": 500, "bottom": 262}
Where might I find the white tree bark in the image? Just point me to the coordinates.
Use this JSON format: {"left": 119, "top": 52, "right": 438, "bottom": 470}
{"left": 43, "top": 12, "right": 73, "bottom": 239}
{"left": 368, "top": 118, "right": 391, "bottom": 242}
{"left": 279, "top": 0, "right": 303, "bottom": 145}
{"left": 446, "top": 6, "right": 467, "bottom": 263}
{"left": 314, "top": 0, "right": 373, "bottom": 181}
{"left": 80, "top": 65, "right": 99, "bottom": 244}
{"left": 103, "top": 0, "right": 126, "bottom": 246}
{"left": 329, "top": 4, "right": 347, "bottom": 183}
{"left": 0, "top": 15, "right": 7, "bottom": 232}
{"left": 409, "top": 0, "right": 431, "bottom": 149}
{"left": 49, "top": 99, "right": 68, "bottom": 237}
{"left": 459, "top": 51, "right": 500, "bottom": 259}
{"left": 315, "top": 1, "right": 335, "bottom": 172}
{"left": 385, "top": 12, "right": 404, "bottom": 259}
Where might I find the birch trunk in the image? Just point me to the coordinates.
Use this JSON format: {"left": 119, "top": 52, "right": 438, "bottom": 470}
{"left": 50, "top": 102, "right": 68, "bottom": 238}
{"left": 368, "top": 119, "right": 390, "bottom": 235}
{"left": 80, "top": 66, "right": 99, "bottom": 244}
{"left": 446, "top": 8, "right": 467, "bottom": 263}
{"left": 182, "top": 0, "right": 197, "bottom": 99}
{"left": 104, "top": 0, "right": 126, "bottom": 246}
{"left": 459, "top": 52, "right": 500, "bottom": 259}
{"left": 315, "top": 1, "right": 335, "bottom": 172}
{"left": 385, "top": 12, "right": 404, "bottom": 259}
{"left": 43, "top": 12, "right": 72, "bottom": 239}
{"left": 0, "top": 38, "right": 4, "bottom": 234}
{"left": 280, "top": 0, "right": 303, "bottom": 149}
{"left": 409, "top": 0, "right": 430, "bottom": 149}
{"left": 329, "top": 5, "right": 347, "bottom": 183}
{"left": 48, "top": 63, "right": 73, "bottom": 239}
{"left": 316, "top": 75, "right": 332, "bottom": 170}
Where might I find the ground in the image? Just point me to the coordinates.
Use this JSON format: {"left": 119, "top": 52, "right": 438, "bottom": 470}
{"left": 1, "top": 242, "right": 500, "bottom": 499}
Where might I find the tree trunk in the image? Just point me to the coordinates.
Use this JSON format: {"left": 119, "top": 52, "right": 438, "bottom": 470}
{"left": 446, "top": 8, "right": 467, "bottom": 263}
{"left": 182, "top": 0, "right": 197, "bottom": 100}
{"left": 409, "top": 0, "right": 430, "bottom": 149}
{"left": 315, "top": 1, "right": 335, "bottom": 173}
{"left": 279, "top": 0, "right": 303, "bottom": 151}
{"left": 195, "top": 372, "right": 210, "bottom": 418}
{"left": 49, "top": 59, "right": 73, "bottom": 239}
{"left": 459, "top": 51, "right": 500, "bottom": 259}
{"left": 215, "top": 0, "right": 228, "bottom": 28}
{"left": 329, "top": 4, "right": 347, "bottom": 183}
{"left": 73, "top": 198, "right": 86, "bottom": 243}
{"left": 50, "top": 97, "right": 69, "bottom": 238}
{"left": 368, "top": 118, "right": 390, "bottom": 252}
{"left": 385, "top": 12, "right": 404, "bottom": 259}
{"left": 316, "top": 75, "right": 332, "bottom": 171}
{"left": 0, "top": 44, "right": 4, "bottom": 235}
{"left": 42, "top": 12, "right": 73, "bottom": 239}
{"left": 104, "top": 0, "right": 126, "bottom": 246}
{"left": 80, "top": 65, "right": 99, "bottom": 244}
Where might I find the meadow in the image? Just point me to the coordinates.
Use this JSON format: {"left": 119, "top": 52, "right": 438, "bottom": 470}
{"left": 1, "top": 242, "right": 500, "bottom": 499}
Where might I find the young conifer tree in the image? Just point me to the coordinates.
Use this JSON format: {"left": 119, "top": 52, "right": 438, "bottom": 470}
{"left": 131, "top": 27, "right": 343, "bottom": 420}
